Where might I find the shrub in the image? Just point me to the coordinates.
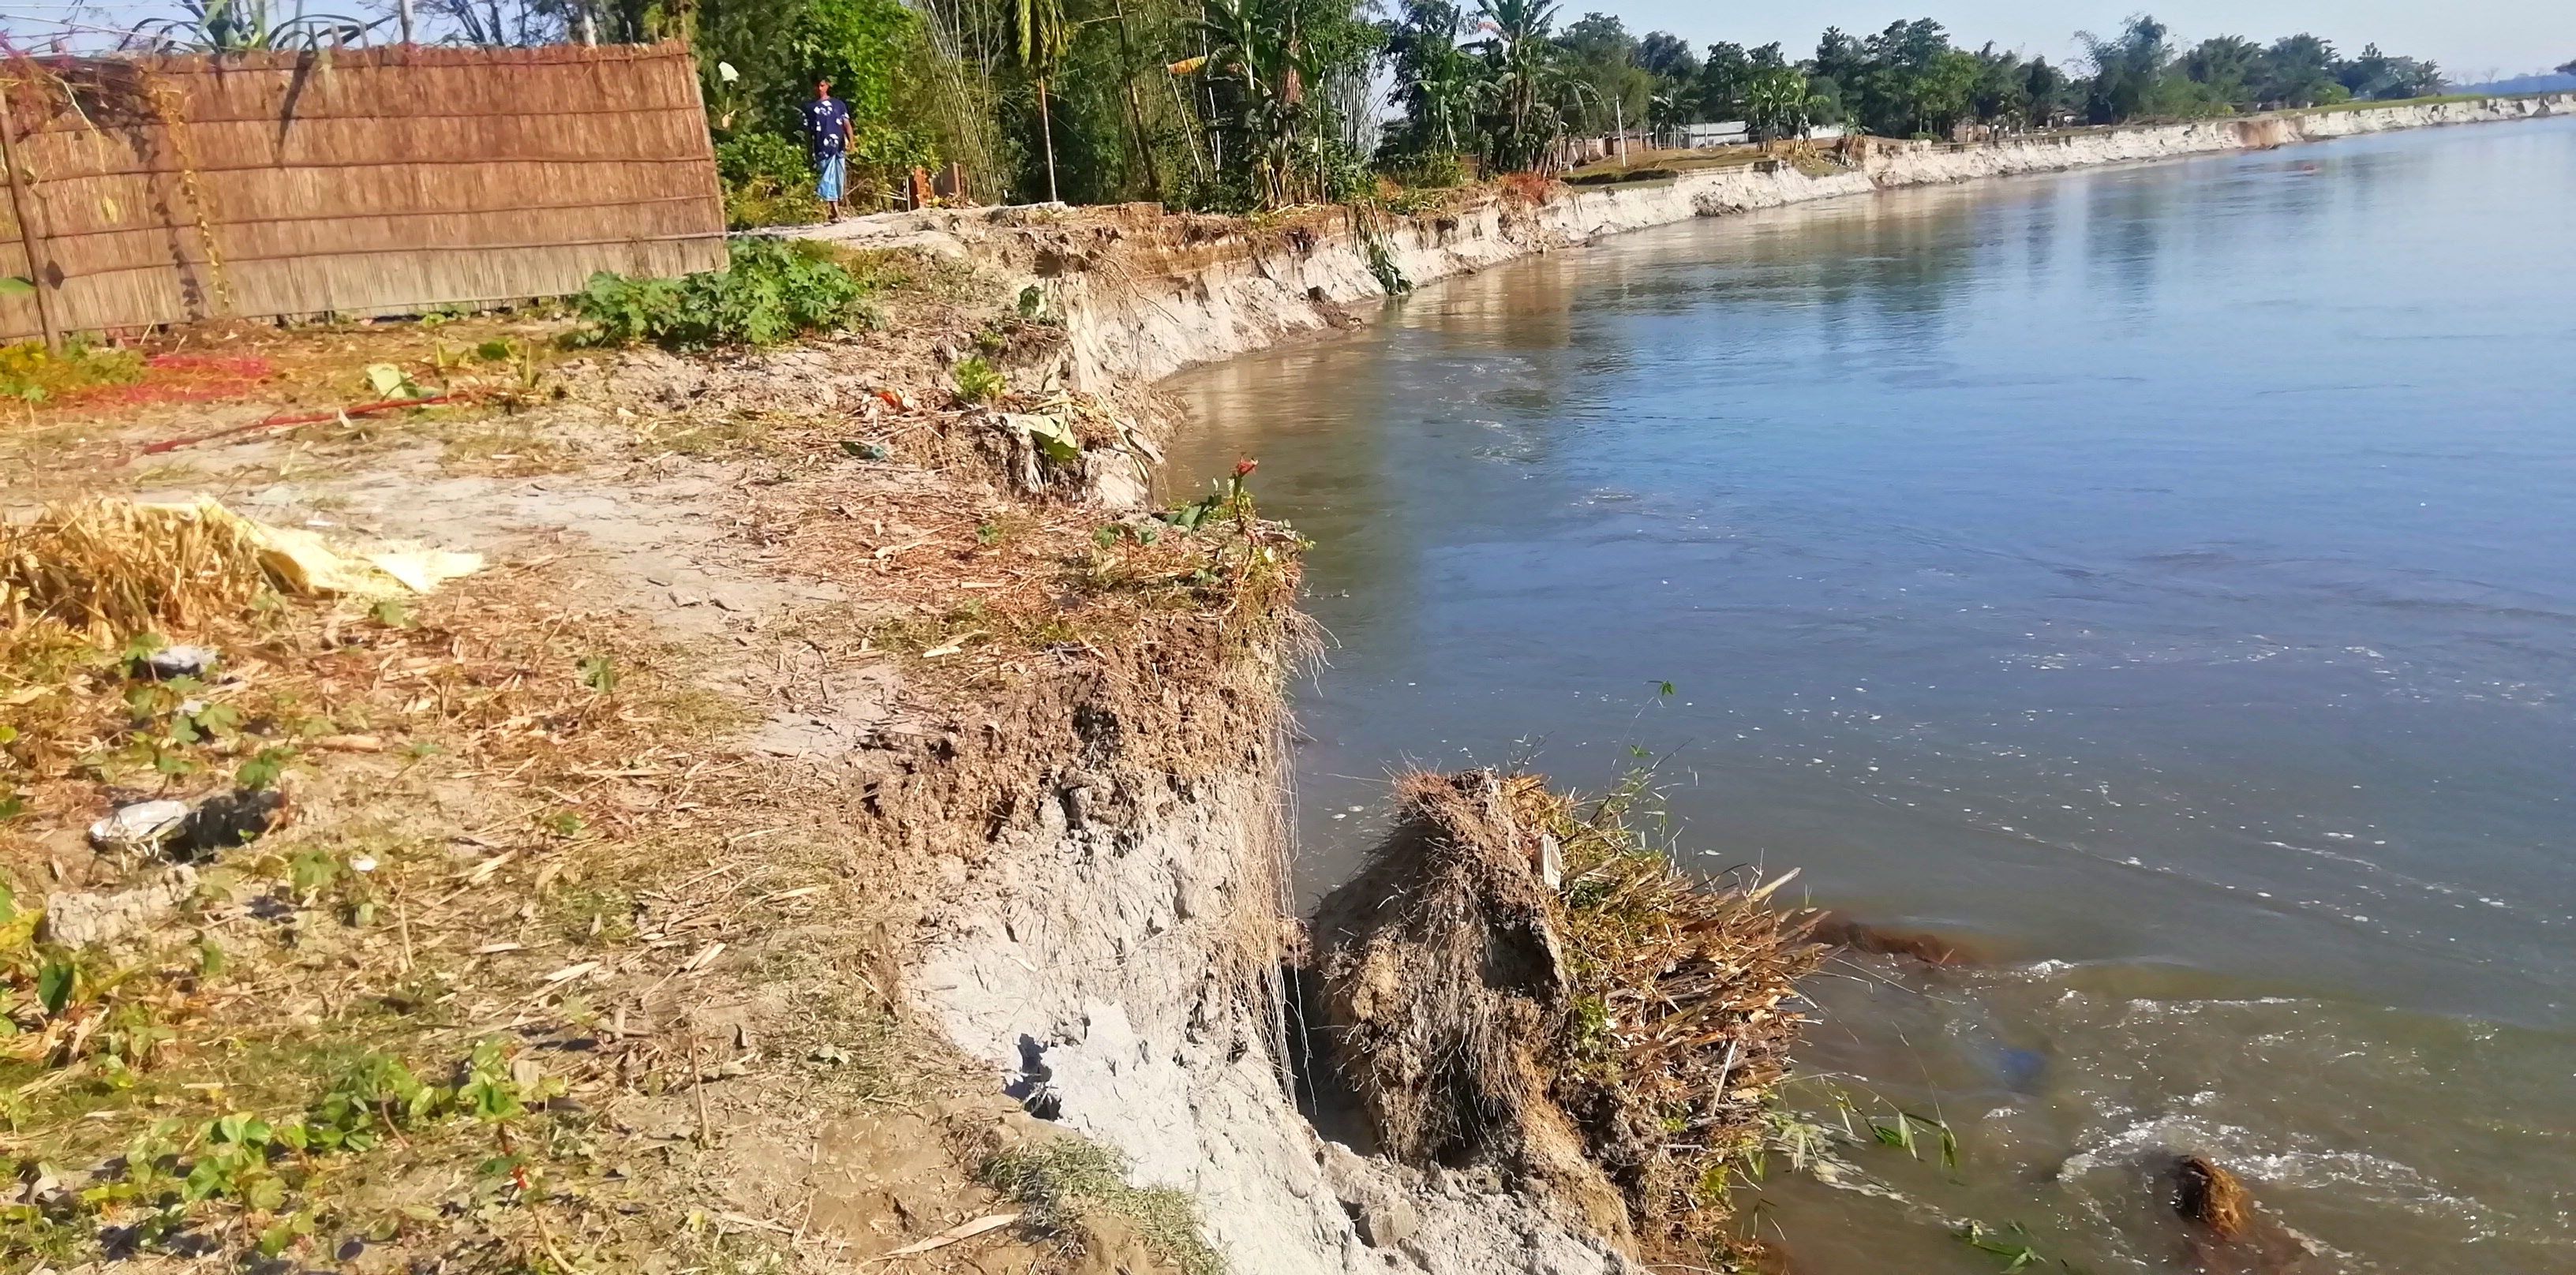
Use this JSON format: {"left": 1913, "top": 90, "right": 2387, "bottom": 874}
{"left": 571, "top": 238, "right": 875, "bottom": 350}
{"left": 0, "top": 339, "right": 143, "bottom": 402}
{"left": 713, "top": 130, "right": 825, "bottom": 230}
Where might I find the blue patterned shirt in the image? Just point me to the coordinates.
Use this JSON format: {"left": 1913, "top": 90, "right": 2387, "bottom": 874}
{"left": 802, "top": 95, "right": 850, "bottom": 162}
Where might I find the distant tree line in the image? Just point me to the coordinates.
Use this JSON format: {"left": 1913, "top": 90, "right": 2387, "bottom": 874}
{"left": 112, "top": 0, "right": 2456, "bottom": 215}
{"left": 1469, "top": 12, "right": 2452, "bottom": 157}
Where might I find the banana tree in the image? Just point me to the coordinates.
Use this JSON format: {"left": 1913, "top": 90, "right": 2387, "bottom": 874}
{"left": 1743, "top": 65, "right": 1819, "bottom": 148}
{"left": 121, "top": 0, "right": 376, "bottom": 51}
{"left": 1017, "top": 0, "right": 1072, "bottom": 203}
{"left": 1386, "top": 0, "right": 1477, "bottom": 159}
{"left": 1196, "top": 0, "right": 1309, "bottom": 206}
{"left": 1470, "top": 0, "right": 1564, "bottom": 172}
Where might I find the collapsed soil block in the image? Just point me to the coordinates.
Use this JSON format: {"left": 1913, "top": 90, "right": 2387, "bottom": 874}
{"left": 1312, "top": 769, "right": 1823, "bottom": 1259}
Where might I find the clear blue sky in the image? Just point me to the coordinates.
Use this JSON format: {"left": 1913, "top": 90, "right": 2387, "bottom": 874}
{"left": 1597, "top": 1, "right": 2576, "bottom": 84}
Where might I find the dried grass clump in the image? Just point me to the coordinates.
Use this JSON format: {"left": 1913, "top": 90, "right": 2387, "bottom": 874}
{"left": 0, "top": 498, "right": 273, "bottom": 637}
{"left": 1313, "top": 769, "right": 1822, "bottom": 1262}
{"left": 1543, "top": 776, "right": 1819, "bottom": 1254}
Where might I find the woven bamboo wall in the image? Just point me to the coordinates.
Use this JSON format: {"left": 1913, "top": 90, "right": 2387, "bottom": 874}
{"left": 0, "top": 42, "right": 724, "bottom": 342}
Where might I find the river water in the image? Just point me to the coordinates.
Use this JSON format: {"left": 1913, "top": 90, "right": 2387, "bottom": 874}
{"left": 1165, "top": 117, "right": 2576, "bottom": 1274}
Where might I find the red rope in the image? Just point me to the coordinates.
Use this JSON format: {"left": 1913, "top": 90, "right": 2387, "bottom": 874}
{"left": 130, "top": 393, "right": 461, "bottom": 459}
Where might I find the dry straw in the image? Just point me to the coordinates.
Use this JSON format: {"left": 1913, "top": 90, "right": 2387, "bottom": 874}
{"left": 0, "top": 43, "right": 724, "bottom": 341}
{"left": 0, "top": 496, "right": 271, "bottom": 635}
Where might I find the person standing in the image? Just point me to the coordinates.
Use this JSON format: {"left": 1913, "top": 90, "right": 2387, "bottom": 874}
{"left": 802, "top": 80, "right": 855, "bottom": 222}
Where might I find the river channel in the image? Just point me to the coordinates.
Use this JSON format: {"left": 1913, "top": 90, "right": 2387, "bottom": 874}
{"left": 1165, "top": 116, "right": 2576, "bottom": 1273}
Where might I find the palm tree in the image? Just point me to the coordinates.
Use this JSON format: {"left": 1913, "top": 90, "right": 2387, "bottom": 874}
{"left": 1017, "top": 0, "right": 1072, "bottom": 202}
{"left": 1742, "top": 65, "right": 1816, "bottom": 148}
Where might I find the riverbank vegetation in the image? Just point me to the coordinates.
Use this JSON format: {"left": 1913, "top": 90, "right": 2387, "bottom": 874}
{"left": 677, "top": 2, "right": 2458, "bottom": 211}
{"left": 33, "top": 0, "right": 2466, "bottom": 220}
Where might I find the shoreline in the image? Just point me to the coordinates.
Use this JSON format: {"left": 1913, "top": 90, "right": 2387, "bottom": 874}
{"left": 804, "top": 92, "right": 2572, "bottom": 390}
{"left": 2, "top": 90, "right": 2563, "bottom": 1275}
{"left": 849, "top": 90, "right": 2574, "bottom": 1275}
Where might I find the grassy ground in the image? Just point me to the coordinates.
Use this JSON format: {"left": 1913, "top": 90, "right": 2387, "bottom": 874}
{"left": 0, "top": 237, "right": 1290, "bottom": 1274}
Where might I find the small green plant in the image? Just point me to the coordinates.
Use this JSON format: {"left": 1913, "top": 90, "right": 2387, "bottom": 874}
{"left": 953, "top": 356, "right": 1006, "bottom": 405}
{"left": 575, "top": 654, "right": 618, "bottom": 694}
{"left": 234, "top": 745, "right": 293, "bottom": 791}
{"left": 1955, "top": 1221, "right": 2050, "bottom": 1273}
{"left": 0, "top": 339, "right": 144, "bottom": 402}
{"left": 571, "top": 238, "right": 872, "bottom": 350}
{"left": 980, "top": 1140, "right": 1223, "bottom": 1275}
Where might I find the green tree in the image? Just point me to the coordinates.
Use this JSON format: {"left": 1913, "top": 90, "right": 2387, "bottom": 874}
{"left": 2021, "top": 56, "right": 2067, "bottom": 126}
{"left": 2337, "top": 43, "right": 2443, "bottom": 100}
{"left": 1741, "top": 64, "right": 1819, "bottom": 143}
{"left": 1694, "top": 40, "right": 1781, "bottom": 123}
{"left": 1471, "top": 0, "right": 1569, "bottom": 171}
{"left": 1969, "top": 42, "right": 2027, "bottom": 126}
{"left": 2254, "top": 33, "right": 2345, "bottom": 107}
{"left": 1383, "top": 0, "right": 1479, "bottom": 159}
{"left": 2177, "top": 34, "right": 2260, "bottom": 111}
{"left": 1556, "top": 12, "right": 1649, "bottom": 133}
{"left": 1848, "top": 20, "right": 1975, "bottom": 137}
{"left": 1017, "top": 0, "right": 1074, "bottom": 201}
{"left": 2077, "top": 13, "right": 2173, "bottom": 123}
{"left": 1635, "top": 30, "right": 1696, "bottom": 80}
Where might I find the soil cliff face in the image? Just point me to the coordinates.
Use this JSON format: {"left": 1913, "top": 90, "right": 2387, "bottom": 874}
{"left": 990, "top": 93, "right": 2569, "bottom": 384}
{"left": 908, "top": 701, "right": 1638, "bottom": 1275}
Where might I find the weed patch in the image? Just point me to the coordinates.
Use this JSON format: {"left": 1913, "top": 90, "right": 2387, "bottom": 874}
{"left": 980, "top": 1139, "right": 1224, "bottom": 1275}
{"left": 571, "top": 239, "right": 882, "bottom": 350}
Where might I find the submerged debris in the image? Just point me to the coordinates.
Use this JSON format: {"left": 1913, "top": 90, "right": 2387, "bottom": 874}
{"left": 2174, "top": 1153, "right": 2329, "bottom": 1274}
{"left": 1312, "top": 769, "right": 1823, "bottom": 1260}
{"left": 2176, "top": 1154, "right": 2251, "bottom": 1239}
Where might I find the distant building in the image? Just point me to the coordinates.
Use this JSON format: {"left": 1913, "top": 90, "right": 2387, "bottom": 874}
{"left": 1681, "top": 121, "right": 1749, "bottom": 148}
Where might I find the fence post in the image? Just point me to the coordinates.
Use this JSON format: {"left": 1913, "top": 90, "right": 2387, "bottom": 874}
{"left": 0, "top": 113, "right": 59, "bottom": 353}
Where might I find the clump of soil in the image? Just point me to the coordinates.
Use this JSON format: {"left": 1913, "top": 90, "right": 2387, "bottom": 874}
{"left": 2174, "top": 1153, "right": 2327, "bottom": 1273}
{"left": 2177, "top": 1154, "right": 2251, "bottom": 1239}
{"left": 1312, "top": 769, "right": 1823, "bottom": 1262}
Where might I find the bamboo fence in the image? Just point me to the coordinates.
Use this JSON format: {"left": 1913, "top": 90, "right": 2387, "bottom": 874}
{"left": 0, "top": 42, "right": 724, "bottom": 343}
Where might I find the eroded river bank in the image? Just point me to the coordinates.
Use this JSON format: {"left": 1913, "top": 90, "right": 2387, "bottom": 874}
{"left": 1164, "top": 110, "right": 2576, "bottom": 1273}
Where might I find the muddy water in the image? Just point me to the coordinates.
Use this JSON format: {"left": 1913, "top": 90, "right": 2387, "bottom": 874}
{"left": 1165, "top": 117, "right": 2576, "bottom": 1273}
